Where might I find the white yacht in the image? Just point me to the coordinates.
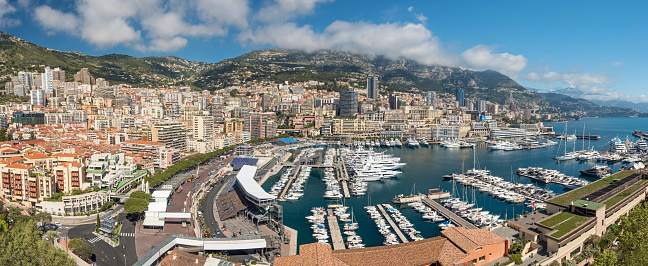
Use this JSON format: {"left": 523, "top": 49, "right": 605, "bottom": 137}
{"left": 407, "top": 138, "right": 419, "bottom": 147}
{"left": 420, "top": 139, "right": 430, "bottom": 146}
{"left": 610, "top": 137, "right": 628, "bottom": 153}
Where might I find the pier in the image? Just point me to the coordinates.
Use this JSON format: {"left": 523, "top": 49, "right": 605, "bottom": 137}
{"left": 335, "top": 155, "right": 351, "bottom": 198}
{"left": 376, "top": 205, "right": 409, "bottom": 243}
{"left": 327, "top": 209, "right": 346, "bottom": 250}
{"left": 279, "top": 166, "right": 301, "bottom": 199}
{"left": 421, "top": 198, "right": 477, "bottom": 230}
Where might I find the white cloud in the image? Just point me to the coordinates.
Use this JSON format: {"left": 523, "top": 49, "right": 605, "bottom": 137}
{"left": 242, "top": 21, "right": 459, "bottom": 66}
{"left": 0, "top": 0, "right": 20, "bottom": 27}
{"left": 407, "top": 6, "right": 427, "bottom": 23}
{"left": 257, "top": 0, "right": 329, "bottom": 22}
{"left": 611, "top": 61, "right": 624, "bottom": 67}
{"left": 461, "top": 45, "right": 528, "bottom": 77}
{"left": 33, "top": 0, "right": 250, "bottom": 52}
{"left": 35, "top": 6, "right": 79, "bottom": 34}
{"left": 524, "top": 71, "right": 609, "bottom": 92}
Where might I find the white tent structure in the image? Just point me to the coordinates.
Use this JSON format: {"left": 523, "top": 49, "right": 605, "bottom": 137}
{"left": 235, "top": 165, "right": 276, "bottom": 206}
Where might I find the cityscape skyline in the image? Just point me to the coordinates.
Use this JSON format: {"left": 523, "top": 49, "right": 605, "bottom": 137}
{"left": 1, "top": 1, "right": 647, "bottom": 103}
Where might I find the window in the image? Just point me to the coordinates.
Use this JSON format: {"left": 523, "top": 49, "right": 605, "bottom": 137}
{"left": 476, "top": 247, "right": 482, "bottom": 251}
{"left": 479, "top": 256, "right": 486, "bottom": 262}
{"left": 471, "top": 259, "right": 477, "bottom": 264}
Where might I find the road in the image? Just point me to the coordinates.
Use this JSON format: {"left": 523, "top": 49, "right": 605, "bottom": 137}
{"left": 62, "top": 212, "right": 137, "bottom": 266}
{"left": 201, "top": 174, "right": 234, "bottom": 238}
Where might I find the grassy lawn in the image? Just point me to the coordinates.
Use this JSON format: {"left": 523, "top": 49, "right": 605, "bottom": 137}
{"left": 551, "top": 215, "right": 592, "bottom": 238}
{"left": 549, "top": 171, "right": 636, "bottom": 206}
{"left": 539, "top": 212, "right": 575, "bottom": 227}
{"left": 603, "top": 180, "right": 647, "bottom": 208}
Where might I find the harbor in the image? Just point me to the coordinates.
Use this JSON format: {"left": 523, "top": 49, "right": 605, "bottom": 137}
{"left": 263, "top": 118, "right": 648, "bottom": 249}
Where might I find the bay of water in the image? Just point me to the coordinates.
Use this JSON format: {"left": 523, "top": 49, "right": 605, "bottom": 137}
{"left": 262, "top": 117, "right": 648, "bottom": 249}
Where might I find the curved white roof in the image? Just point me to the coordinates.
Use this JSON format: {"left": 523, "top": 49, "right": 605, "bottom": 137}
{"left": 236, "top": 165, "right": 276, "bottom": 202}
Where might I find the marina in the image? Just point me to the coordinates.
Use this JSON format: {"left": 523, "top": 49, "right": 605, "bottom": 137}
{"left": 421, "top": 198, "right": 477, "bottom": 229}
{"left": 326, "top": 209, "right": 346, "bottom": 250}
{"left": 375, "top": 204, "right": 409, "bottom": 243}
{"left": 264, "top": 118, "right": 648, "bottom": 249}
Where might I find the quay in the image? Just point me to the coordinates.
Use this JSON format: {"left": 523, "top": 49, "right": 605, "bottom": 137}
{"left": 327, "top": 209, "right": 346, "bottom": 250}
{"left": 421, "top": 198, "right": 477, "bottom": 230}
{"left": 279, "top": 166, "right": 302, "bottom": 199}
{"left": 376, "top": 205, "right": 409, "bottom": 243}
{"left": 336, "top": 155, "right": 351, "bottom": 198}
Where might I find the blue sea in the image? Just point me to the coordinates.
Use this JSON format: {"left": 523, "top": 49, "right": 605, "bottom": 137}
{"left": 261, "top": 117, "right": 648, "bottom": 249}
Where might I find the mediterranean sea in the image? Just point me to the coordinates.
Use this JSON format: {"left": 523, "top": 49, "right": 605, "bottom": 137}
{"left": 262, "top": 117, "right": 648, "bottom": 249}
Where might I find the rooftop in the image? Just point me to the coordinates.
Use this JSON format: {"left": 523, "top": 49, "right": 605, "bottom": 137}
{"left": 537, "top": 211, "right": 594, "bottom": 239}
{"left": 547, "top": 170, "right": 636, "bottom": 206}
{"left": 572, "top": 200, "right": 605, "bottom": 211}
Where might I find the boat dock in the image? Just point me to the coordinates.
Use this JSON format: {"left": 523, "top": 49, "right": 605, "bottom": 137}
{"left": 336, "top": 155, "right": 351, "bottom": 198}
{"left": 279, "top": 166, "right": 301, "bottom": 200}
{"left": 376, "top": 205, "right": 409, "bottom": 243}
{"left": 327, "top": 209, "right": 346, "bottom": 250}
{"left": 421, "top": 198, "right": 477, "bottom": 229}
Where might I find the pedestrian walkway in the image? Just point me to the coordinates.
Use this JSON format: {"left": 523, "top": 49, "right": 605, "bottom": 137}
{"left": 120, "top": 232, "right": 135, "bottom": 237}
{"left": 88, "top": 237, "right": 102, "bottom": 243}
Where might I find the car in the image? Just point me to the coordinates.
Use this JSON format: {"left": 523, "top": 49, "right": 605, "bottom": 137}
{"left": 53, "top": 222, "right": 62, "bottom": 227}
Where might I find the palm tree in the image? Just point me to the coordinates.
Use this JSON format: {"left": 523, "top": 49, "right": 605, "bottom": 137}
{"left": 46, "top": 231, "right": 59, "bottom": 245}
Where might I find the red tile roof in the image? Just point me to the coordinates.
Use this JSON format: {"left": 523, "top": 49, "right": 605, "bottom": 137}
{"left": 5, "top": 163, "right": 33, "bottom": 170}
{"left": 121, "top": 140, "right": 165, "bottom": 146}
{"left": 441, "top": 227, "right": 507, "bottom": 253}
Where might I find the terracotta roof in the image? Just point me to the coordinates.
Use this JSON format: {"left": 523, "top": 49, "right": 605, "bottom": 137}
{"left": 58, "top": 162, "right": 82, "bottom": 167}
{"left": 441, "top": 227, "right": 506, "bottom": 253}
{"left": 5, "top": 163, "right": 33, "bottom": 170}
{"left": 5, "top": 157, "right": 24, "bottom": 164}
{"left": 52, "top": 153, "right": 79, "bottom": 158}
{"left": 24, "top": 153, "right": 53, "bottom": 160}
{"left": 276, "top": 236, "right": 472, "bottom": 266}
{"left": 121, "top": 140, "right": 165, "bottom": 146}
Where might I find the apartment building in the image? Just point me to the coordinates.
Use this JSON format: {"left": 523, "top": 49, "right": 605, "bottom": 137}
{"left": 152, "top": 122, "right": 187, "bottom": 151}
{"left": 244, "top": 112, "right": 277, "bottom": 140}
{"left": 53, "top": 162, "right": 85, "bottom": 194}
{"left": 0, "top": 163, "right": 49, "bottom": 207}
{"left": 193, "top": 116, "right": 214, "bottom": 140}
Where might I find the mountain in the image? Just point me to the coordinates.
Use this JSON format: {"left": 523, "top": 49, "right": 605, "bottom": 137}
{"left": 0, "top": 31, "right": 210, "bottom": 87}
{"left": 538, "top": 92, "right": 646, "bottom": 117}
{"left": 195, "top": 48, "right": 545, "bottom": 107}
{"left": 1, "top": 31, "right": 644, "bottom": 117}
{"left": 588, "top": 100, "right": 648, "bottom": 113}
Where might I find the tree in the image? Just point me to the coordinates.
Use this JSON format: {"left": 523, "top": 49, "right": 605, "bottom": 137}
{"left": 124, "top": 198, "right": 149, "bottom": 219}
{"left": 34, "top": 212, "right": 52, "bottom": 225}
{"left": 69, "top": 238, "right": 92, "bottom": 261}
{"left": 30, "top": 132, "right": 35, "bottom": 140}
{"left": 593, "top": 250, "right": 617, "bottom": 266}
{"left": 0, "top": 220, "right": 74, "bottom": 266}
{"left": 46, "top": 231, "right": 58, "bottom": 245}
{"left": 130, "top": 191, "right": 152, "bottom": 201}
{"left": 96, "top": 215, "right": 101, "bottom": 233}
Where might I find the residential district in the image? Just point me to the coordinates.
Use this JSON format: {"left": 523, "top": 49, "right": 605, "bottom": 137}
{"left": 0, "top": 66, "right": 646, "bottom": 266}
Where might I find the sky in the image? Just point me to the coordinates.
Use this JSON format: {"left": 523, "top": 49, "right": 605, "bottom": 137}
{"left": 1, "top": 0, "right": 647, "bottom": 103}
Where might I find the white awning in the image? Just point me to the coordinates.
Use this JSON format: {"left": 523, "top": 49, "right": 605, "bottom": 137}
{"left": 142, "top": 216, "right": 165, "bottom": 227}
{"left": 235, "top": 165, "right": 276, "bottom": 202}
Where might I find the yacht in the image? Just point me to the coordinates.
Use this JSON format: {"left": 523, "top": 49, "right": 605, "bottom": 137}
{"left": 579, "top": 165, "right": 610, "bottom": 178}
{"left": 395, "top": 139, "right": 403, "bottom": 147}
{"left": 442, "top": 141, "right": 460, "bottom": 148}
{"left": 420, "top": 139, "right": 430, "bottom": 146}
{"left": 610, "top": 137, "right": 628, "bottom": 153}
{"left": 407, "top": 138, "right": 420, "bottom": 147}
{"left": 636, "top": 139, "right": 647, "bottom": 151}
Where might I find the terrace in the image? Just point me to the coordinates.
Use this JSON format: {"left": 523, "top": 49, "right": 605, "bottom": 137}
{"left": 537, "top": 211, "right": 594, "bottom": 239}
{"left": 547, "top": 171, "right": 636, "bottom": 206}
{"left": 603, "top": 179, "right": 648, "bottom": 208}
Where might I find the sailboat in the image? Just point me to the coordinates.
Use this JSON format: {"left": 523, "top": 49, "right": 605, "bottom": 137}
{"left": 554, "top": 123, "right": 577, "bottom": 161}
{"left": 343, "top": 209, "right": 359, "bottom": 231}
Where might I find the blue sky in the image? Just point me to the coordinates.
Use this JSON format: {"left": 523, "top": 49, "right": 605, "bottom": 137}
{"left": 1, "top": 0, "right": 646, "bottom": 102}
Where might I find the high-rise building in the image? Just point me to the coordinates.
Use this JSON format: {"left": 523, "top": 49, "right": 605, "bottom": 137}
{"left": 339, "top": 89, "right": 358, "bottom": 118}
{"left": 193, "top": 116, "right": 214, "bottom": 140}
{"left": 389, "top": 94, "right": 401, "bottom": 110}
{"left": 30, "top": 89, "right": 46, "bottom": 106}
{"left": 41, "top": 66, "right": 53, "bottom": 94}
{"left": 152, "top": 122, "right": 187, "bottom": 151}
{"left": 74, "top": 68, "right": 95, "bottom": 85}
{"left": 456, "top": 88, "right": 464, "bottom": 107}
{"left": 477, "top": 100, "right": 487, "bottom": 113}
{"left": 367, "top": 74, "right": 379, "bottom": 100}
{"left": 509, "top": 102, "right": 517, "bottom": 112}
{"left": 17, "top": 71, "right": 34, "bottom": 90}
{"left": 52, "top": 67, "right": 66, "bottom": 82}
{"left": 244, "top": 112, "right": 277, "bottom": 140}
{"left": 425, "top": 91, "right": 437, "bottom": 107}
